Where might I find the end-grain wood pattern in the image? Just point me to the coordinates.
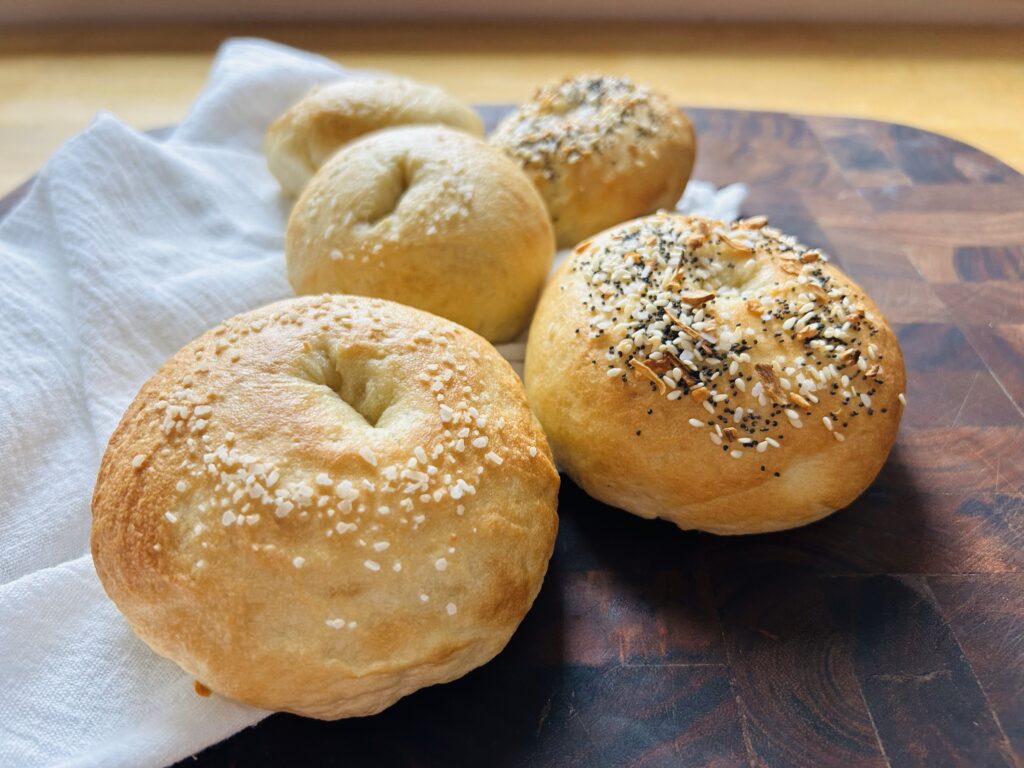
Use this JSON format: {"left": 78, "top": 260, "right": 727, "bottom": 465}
{"left": 73, "top": 107, "right": 1015, "bottom": 767}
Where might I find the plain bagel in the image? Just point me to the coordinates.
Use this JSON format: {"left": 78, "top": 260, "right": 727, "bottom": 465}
{"left": 266, "top": 77, "right": 484, "bottom": 197}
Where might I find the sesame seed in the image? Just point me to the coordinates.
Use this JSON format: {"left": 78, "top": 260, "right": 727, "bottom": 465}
{"left": 131, "top": 454, "right": 146, "bottom": 469}
{"left": 898, "top": 392, "right": 907, "bottom": 406}
{"left": 420, "top": 593, "right": 430, "bottom": 602}
{"left": 833, "top": 432, "right": 846, "bottom": 442}
{"left": 607, "top": 367, "right": 623, "bottom": 377}
{"left": 528, "top": 446, "right": 538, "bottom": 457}
{"left": 175, "top": 480, "right": 187, "bottom": 493}
{"left": 373, "top": 541, "right": 390, "bottom": 552}
{"left": 823, "top": 416, "right": 833, "bottom": 431}
{"left": 164, "top": 511, "right": 177, "bottom": 523}
{"left": 364, "top": 560, "right": 381, "bottom": 572}
{"left": 688, "top": 418, "right": 704, "bottom": 428}
{"left": 730, "top": 450, "right": 743, "bottom": 459}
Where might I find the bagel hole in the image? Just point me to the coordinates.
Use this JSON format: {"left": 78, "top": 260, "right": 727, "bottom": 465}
{"left": 359, "top": 154, "right": 413, "bottom": 227}
{"left": 319, "top": 355, "right": 395, "bottom": 428}
{"left": 701, "top": 255, "right": 768, "bottom": 294}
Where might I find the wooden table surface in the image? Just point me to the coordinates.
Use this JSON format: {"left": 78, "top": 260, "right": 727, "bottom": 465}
{"left": 1, "top": 22, "right": 1023, "bottom": 194}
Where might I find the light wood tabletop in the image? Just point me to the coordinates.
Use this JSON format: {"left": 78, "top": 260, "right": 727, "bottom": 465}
{"left": 1, "top": 22, "right": 1022, "bottom": 193}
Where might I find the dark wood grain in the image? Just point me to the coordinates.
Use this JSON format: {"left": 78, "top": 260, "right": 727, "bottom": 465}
{"left": 7, "top": 107, "right": 1020, "bottom": 767}
{"left": 828, "top": 576, "right": 1017, "bottom": 768}
{"left": 930, "top": 575, "right": 1024, "bottom": 764}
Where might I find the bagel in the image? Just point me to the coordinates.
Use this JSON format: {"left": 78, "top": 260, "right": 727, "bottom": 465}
{"left": 524, "top": 213, "right": 905, "bottom": 534}
{"left": 490, "top": 74, "right": 695, "bottom": 248}
{"left": 285, "top": 125, "right": 555, "bottom": 343}
{"left": 266, "top": 77, "right": 484, "bottom": 197}
{"left": 91, "top": 294, "right": 559, "bottom": 718}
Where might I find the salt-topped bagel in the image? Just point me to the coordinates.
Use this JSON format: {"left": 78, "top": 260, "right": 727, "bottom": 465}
{"left": 525, "top": 213, "right": 905, "bottom": 534}
{"left": 285, "top": 125, "right": 555, "bottom": 343}
{"left": 490, "top": 74, "right": 695, "bottom": 248}
{"left": 92, "top": 294, "right": 559, "bottom": 718}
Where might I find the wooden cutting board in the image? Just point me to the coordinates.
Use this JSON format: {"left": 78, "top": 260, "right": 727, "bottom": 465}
{"left": 8, "top": 107, "right": 1021, "bottom": 767}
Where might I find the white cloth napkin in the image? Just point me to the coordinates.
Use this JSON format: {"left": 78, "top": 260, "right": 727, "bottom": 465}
{"left": 0, "top": 38, "right": 746, "bottom": 768}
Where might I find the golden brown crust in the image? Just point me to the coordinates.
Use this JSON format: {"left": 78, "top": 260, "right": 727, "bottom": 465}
{"left": 91, "top": 295, "right": 559, "bottom": 718}
{"left": 285, "top": 126, "right": 555, "bottom": 343}
{"left": 524, "top": 213, "right": 905, "bottom": 534}
{"left": 490, "top": 74, "right": 696, "bottom": 248}
{"left": 265, "top": 77, "right": 485, "bottom": 197}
